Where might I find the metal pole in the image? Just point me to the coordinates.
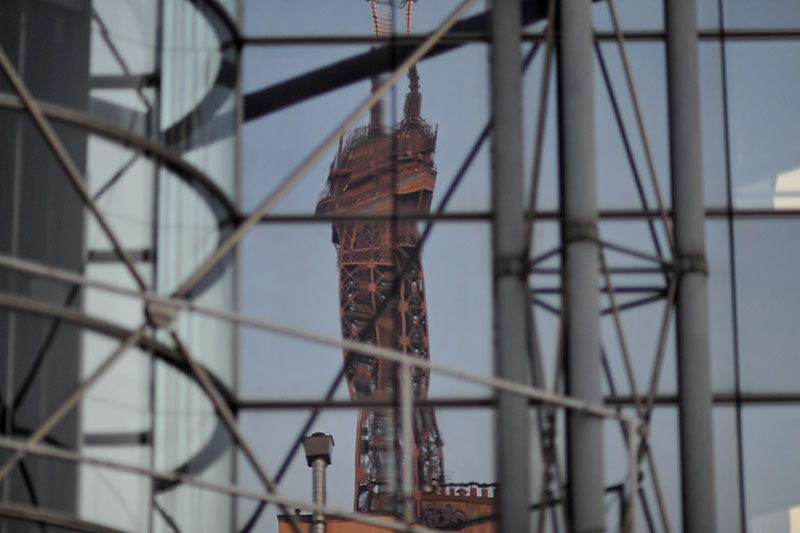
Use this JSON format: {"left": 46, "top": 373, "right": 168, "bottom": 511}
{"left": 489, "top": 1, "right": 530, "bottom": 531}
{"left": 312, "top": 458, "right": 327, "bottom": 533}
{"left": 399, "top": 360, "right": 415, "bottom": 524}
{"left": 665, "top": 1, "right": 717, "bottom": 532}
{"left": 558, "top": 1, "right": 605, "bottom": 531}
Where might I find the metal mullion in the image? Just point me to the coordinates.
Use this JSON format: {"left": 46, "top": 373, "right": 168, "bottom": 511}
{"left": 717, "top": 2, "right": 748, "bottom": 531}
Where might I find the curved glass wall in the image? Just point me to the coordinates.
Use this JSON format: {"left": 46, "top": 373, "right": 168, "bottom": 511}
{"left": 0, "top": 1, "right": 239, "bottom": 532}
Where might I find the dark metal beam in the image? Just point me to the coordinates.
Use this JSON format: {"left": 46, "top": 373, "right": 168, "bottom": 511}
{"left": 243, "top": 1, "right": 547, "bottom": 121}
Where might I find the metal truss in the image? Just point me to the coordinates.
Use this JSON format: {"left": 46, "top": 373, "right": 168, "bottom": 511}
{"left": 3, "top": 0, "right": 787, "bottom": 531}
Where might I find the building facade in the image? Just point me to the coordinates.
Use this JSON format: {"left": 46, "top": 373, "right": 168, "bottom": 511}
{"left": 0, "top": 0, "right": 240, "bottom": 531}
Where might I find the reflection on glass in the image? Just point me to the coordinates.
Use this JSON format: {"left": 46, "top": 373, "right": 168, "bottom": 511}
{"left": 743, "top": 407, "right": 800, "bottom": 531}
{"left": 714, "top": 408, "right": 743, "bottom": 533}
{"left": 723, "top": 0, "right": 800, "bottom": 30}
{"left": 726, "top": 42, "right": 800, "bottom": 209}
{"left": 735, "top": 220, "right": 800, "bottom": 392}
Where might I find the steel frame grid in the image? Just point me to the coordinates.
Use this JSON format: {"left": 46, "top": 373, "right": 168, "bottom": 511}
{"left": 1, "top": 0, "right": 799, "bottom": 532}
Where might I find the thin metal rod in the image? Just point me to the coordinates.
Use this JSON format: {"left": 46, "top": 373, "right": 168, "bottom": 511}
{"left": 5, "top": 256, "right": 627, "bottom": 437}
{"left": 533, "top": 285, "right": 666, "bottom": 294}
{"left": 91, "top": 7, "right": 151, "bottom": 112}
{"left": 623, "top": 419, "right": 638, "bottom": 532}
{"left": 241, "top": 27, "right": 800, "bottom": 46}
{"left": 399, "top": 360, "right": 415, "bottom": 524}
{"left": 606, "top": 0, "right": 676, "bottom": 255}
{"left": 558, "top": 0, "right": 605, "bottom": 530}
{"left": 0, "top": 46, "right": 148, "bottom": 292}
{"left": 206, "top": 205, "right": 800, "bottom": 225}
{"left": 0, "top": 325, "right": 146, "bottom": 483}
{"left": 0, "top": 253, "right": 625, "bottom": 420}
{"left": 645, "top": 446, "right": 673, "bottom": 533}
{"left": 599, "top": 250, "right": 643, "bottom": 416}
{"left": 490, "top": 1, "right": 530, "bottom": 529}
{"left": 644, "top": 278, "right": 677, "bottom": 417}
{"left": 172, "top": 0, "right": 479, "bottom": 299}
{"left": 665, "top": 0, "right": 717, "bottom": 530}
{"left": 524, "top": 0, "right": 557, "bottom": 251}
{"left": 594, "top": 41, "right": 670, "bottom": 285}
{"left": 0, "top": 501, "right": 130, "bottom": 533}
{"left": 602, "top": 293, "right": 666, "bottom": 315}
{"left": 92, "top": 153, "right": 140, "bottom": 201}
{"left": 599, "top": 239, "right": 673, "bottom": 267}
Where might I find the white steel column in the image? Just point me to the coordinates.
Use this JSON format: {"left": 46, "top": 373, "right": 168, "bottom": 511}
{"left": 558, "top": 1, "right": 605, "bottom": 531}
{"left": 489, "top": 0, "right": 530, "bottom": 531}
{"left": 666, "top": 1, "right": 717, "bottom": 532}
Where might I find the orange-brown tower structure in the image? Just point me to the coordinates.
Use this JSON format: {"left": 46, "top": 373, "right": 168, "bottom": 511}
{"left": 315, "top": 0, "right": 444, "bottom": 515}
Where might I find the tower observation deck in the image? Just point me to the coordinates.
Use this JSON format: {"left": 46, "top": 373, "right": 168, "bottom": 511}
{"left": 315, "top": 31, "right": 445, "bottom": 513}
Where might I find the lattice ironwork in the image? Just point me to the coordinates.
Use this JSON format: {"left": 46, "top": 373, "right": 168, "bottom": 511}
{"left": 316, "top": 73, "right": 444, "bottom": 513}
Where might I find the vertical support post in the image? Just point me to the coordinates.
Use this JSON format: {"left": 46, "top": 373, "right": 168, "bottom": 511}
{"left": 489, "top": 1, "right": 530, "bottom": 531}
{"left": 666, "top": 1, "right": 717, "bottom": 532}
{"left": 302, "top": 433, "right": 334, "bottom": 533}
{"left": 558, "top": 1, "right": 605, "bottom": 531}
{"left": 311, "top": 458, "right": 327, "bottom": 533}
{"left": 399, "top": 360, "right": 415, "bottom": 523}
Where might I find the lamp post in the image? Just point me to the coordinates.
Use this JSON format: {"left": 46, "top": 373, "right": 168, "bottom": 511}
{"left": 302, "top": 432, "right": 335, "bottom": 533}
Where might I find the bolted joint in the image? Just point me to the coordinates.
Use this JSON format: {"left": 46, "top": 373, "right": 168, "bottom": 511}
{"left": 494, "top": 255, "right": 527, "bottom": 278}
{"left": 563, "top": 220, "right": 598, "bottom": 244}
{"left": 676, "top": 253, "right": 708, "bottom": 276}
{"left": 145, "top": 299, "right": 177, "bottom": 328}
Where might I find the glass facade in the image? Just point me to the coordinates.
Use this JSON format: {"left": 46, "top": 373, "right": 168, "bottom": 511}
{"left": 0, "top": 1, "right": 799, "bottom": 532}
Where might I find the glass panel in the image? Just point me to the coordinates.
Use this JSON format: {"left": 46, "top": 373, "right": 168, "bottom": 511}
{"left": 742, "top": 407, "right": 800, "bottom": 530}
{"left": 595, "top": 42, "right": 671, "bottom": 210}
{"left": 522, "top": 43, "right": 559, "bottom": 212}
{"left": 699, "top": 42, "right": 729, "bottom": 208}
{"left": 592, "top": 0, "right": 664, "bottom": 31}
{"left": 91, "top": 1, "right": 157, "bottom": 75}
{"left": 698, "top": 0, "right": 721, "bottom": 29}
{"left": 714, "top": 407, "right": 744, "bottom": 533}
{"left": 735, "top": 219, "right": 800, "bottom": 392}
{"left": 707, "top": 221, "right": 736, "bottom": 392}
{"left": 723, "top": 0, "right": 800, "bottom": 30}
{"left": 79, "top": 447, "right": 152, "bottom": 531}
{"left": 726, "top": 42, "right": 800, "bottom": 209}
